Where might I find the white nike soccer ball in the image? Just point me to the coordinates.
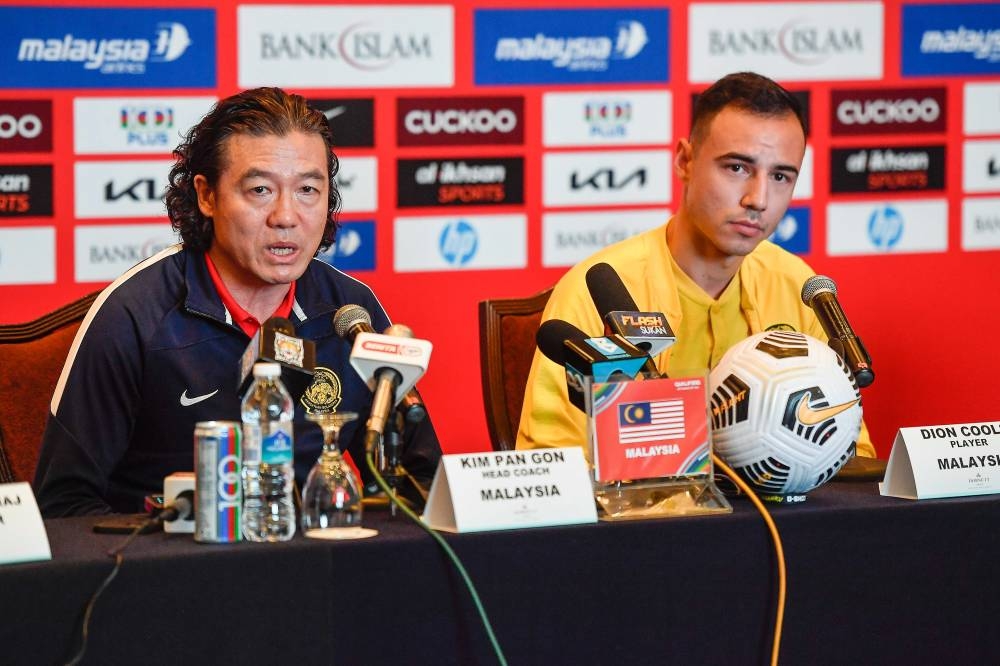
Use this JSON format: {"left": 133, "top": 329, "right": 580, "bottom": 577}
{"left": 708, "top": 331, "right": 863, "bottom": 503}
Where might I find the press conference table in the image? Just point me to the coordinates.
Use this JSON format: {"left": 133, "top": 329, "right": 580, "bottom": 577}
{"left": 4, "top": 482, "right": 999, "bottom": 666}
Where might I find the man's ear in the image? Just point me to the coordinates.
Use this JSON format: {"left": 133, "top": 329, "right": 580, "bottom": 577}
{"left": 674, "top": 138, "right": 693, "bottom": 183}
{"left": 193, "top": 175, "right": 214, "bottom": 218}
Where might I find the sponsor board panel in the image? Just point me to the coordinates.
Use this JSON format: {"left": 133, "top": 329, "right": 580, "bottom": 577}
{"left": 902, "top": 3, "right": 1000, "bottom": 76}
{"left": 962, "top": 140, "right": 1000, "bottom": 194}
{"left": 394, "top": 214, "right": 526, "bottom": 272}
{"left": 474, "top": 8, "right": 669, "bottom": 85}
{"left": 962, "top": 197, "right": 1000, "bottom": 251}
{"left": 689, "top": 2, "right": 884, "bottom": 82}
{"left": 964, "top": 83, "right": 1000, "bottom": 136}
{"left": 830, "top": 144, "right": 946, "bottom": 194}
{"left": 397, "top": 157, "right": 524, "bottom": 207}
{"left": 74, "top": 223, "right": 178, "bottom": 282}
{"left": 74, "top": 160, "right": 171, "bottom": 219}
{"left": 0, "top": 165, "right": 53, "bottom": 218}
{"left": 830, "top": 86, "right": 947, "bottom": 136}
{"left": 316, "top": 220, "right": 376, "bottom": 271}
{"left": 0, "top": 100, "right": 52, "bottom": 153}
{"left": 793, "top": 146, "right": 814, "bottom": 201}
{"left": 0, "top": 7, "right": 215, "bottom": 88}
{"left": 827, "top": 200, "right": 948, "bottom": 256}
{"left": 541, "top": 209, "right": 668, "bottom": 267}
{"left": 397, "top": 96, "right": 523, "bottom": 147}
{"left": 768, "top": 206, "right": 811, "bottom": 255}
{"left": 542, "top": 90, "right": 671, "bottom": 147}
{"left": 238, "top": 5, "right": 454, "bottom": 88}
{"left": 0, "top": 227, "right": 55, "bottom": 285}
{"left": 337, "top": 156, "right": 378, "bottom": 214}
{"left": 309, "top": 98, "right": 375, "bottom": 148}
{"left": 543, "top": 149, "right": 671, "bottom": 208}
{"left": 74, "top": 97, "right": 216, "bottom": 155}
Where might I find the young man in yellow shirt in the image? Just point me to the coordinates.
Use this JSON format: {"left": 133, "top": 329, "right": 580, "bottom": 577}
{"left": 517, "top": 71, "right": 875, "bottom": 458}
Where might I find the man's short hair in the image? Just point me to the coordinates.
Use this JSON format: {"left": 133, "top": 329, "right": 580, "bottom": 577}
{"left": 165, "top": 87, "right": 341, "bottom": 253}
{"left": 690, "top": 71, "right": 806, "bottom": 145}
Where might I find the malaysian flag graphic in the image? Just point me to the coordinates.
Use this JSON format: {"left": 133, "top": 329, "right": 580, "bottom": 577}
{"left": 617, "top": 400, "right": 685, "bottom": 444}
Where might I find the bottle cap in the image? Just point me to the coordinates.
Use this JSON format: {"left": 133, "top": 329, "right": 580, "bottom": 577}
{"left": 252, "top": 362, "right": 281, "bottom": 378}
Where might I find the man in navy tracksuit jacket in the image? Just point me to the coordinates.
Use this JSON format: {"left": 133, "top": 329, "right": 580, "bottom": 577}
{"left": 34, "top": 88, "right": 441, "bottom": 517}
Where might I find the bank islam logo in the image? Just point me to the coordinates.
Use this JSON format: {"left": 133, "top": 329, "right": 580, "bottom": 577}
{"left": 475, "top": 8, "right": 669, "bottom": 84}
{"left": 768, "top": 207, "right": 810, "bottom": 255}
{"left": 238, "top": 5, "right": 453, "bottom": 88}
{"left": 688, "top": 2, "right": 883, "bottom": 82}
{"left": 317, "top": 221, "right": 375, "bottom": 271}
{"left": 439, "top": 220, "right": 479, "bottom": 267}
{"left": 3, "top": 8, "right": 214, "bottom": 87}
{"left": 903, "top": 3, "right": 1000, "bottom": 76}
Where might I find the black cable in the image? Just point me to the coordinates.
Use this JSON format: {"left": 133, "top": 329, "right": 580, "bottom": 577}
{"left": 365, "top": 450, "right": 508, "bottom": 666}
{"left": 64, "top": 516, "right": 159, "bottom": 666}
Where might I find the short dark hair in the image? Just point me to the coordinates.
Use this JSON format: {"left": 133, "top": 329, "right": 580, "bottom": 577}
{"left": 690, "top": 71, "right": 806, "bottom": 145}
{"left": 165, "top": 87, "right": 341, "bottom": 253}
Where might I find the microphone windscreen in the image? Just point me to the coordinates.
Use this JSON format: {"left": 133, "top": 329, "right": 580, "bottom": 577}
{"left": 586, "top": 262, "right": 640, "bottom": 316}
{"left": 333, "top": 304, "right": 373, "bottom": 339}
{"left": 536, "top": 319, "right": 589, "bottom": 367}
{"left": 801, "top": 275, "right": 838, "bottom": 305}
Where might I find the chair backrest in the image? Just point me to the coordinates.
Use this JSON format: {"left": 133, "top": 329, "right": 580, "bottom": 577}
{"left": 0, "top": 292, "right": 98, "bottom": 483}
{"left": 478, "top": 288, "right": 553, "bottom": 451}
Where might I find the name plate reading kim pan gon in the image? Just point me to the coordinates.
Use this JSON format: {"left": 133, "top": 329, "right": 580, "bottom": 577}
{"left": 881, "top": 421, "right": 1000, "bottom": 500}
{"left": 422, "top": 447, "right": 597, "bottom": 533}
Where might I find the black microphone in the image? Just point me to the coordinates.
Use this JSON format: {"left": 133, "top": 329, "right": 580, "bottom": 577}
{"left": 536, "top": 318, "right": 650, "bottom": 412}
{"left": 585, "top": 262, "right": 664, "bottom": 377}
{"left": 333, "top": 304, "right": 427, "bottom": 423}
{"left": 237, "top": 317, "right": 316, "bottom": 401}
{"left": 801, "top": 275, "right": 874, "bottom": 388}
{"left": 156, "top": 490, "right": 194, "bottom": 523}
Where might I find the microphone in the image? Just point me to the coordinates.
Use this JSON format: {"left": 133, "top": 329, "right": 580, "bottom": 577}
{"left": 801, "top": 275, "right": 874, "bottom": 388}
{"left": 536, "top": 318, "right": 650, "bottom": 412}
{"left": 347, "top": 323, "right": 432, "bottom": 454}
{"left": 237, "top": 317, "right": 316, "bottom": 401}
{"left": 585, "top": 262, "right": 671, "bottom": 377}
{"left": 333, "top": 305, "right": 427, "bottom": 423}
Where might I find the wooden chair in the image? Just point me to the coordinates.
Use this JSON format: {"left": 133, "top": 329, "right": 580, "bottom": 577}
{"left": 0, "top": 292, "right": 99, "bottom": 483}
{"left": 478, "top": 288, "right": 553, "bottom": 451}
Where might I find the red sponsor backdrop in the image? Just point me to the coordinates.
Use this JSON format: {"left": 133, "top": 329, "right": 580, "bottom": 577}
{"left": 2, "top": 0, "right": 998, "bottom": 459}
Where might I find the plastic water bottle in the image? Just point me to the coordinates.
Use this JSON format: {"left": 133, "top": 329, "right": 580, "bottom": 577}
{"left": 241, "top": 362, "right": 296, "bottom": 542}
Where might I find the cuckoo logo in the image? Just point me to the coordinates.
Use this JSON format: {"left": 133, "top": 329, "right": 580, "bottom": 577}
{"left": 830, "top": 87, "right": 946, "bottom": 135}
{"left": 0, "top": 100, "right": 52, "bottom": 152}
{"left": 397, "top": 96, "right": 523, "bottom": 146}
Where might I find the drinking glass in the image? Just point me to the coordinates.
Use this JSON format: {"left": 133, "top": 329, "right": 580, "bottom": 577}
{"left": 302, "top": 411, "right": 365, "bottom": 537}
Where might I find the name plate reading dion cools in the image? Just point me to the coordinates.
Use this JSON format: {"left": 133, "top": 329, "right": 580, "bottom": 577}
{"left": 422, "top": 447, "right": 597, "bottom": 533}
{"left": 881, "top": 421, "right": 1000, "bottom": 500}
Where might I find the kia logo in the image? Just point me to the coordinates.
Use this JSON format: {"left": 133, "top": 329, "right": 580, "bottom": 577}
{"left": 571, "top": 168, "right": 646, "bottom": 190}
